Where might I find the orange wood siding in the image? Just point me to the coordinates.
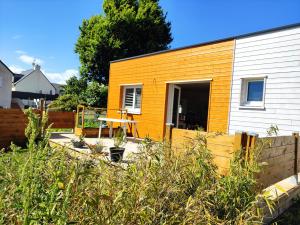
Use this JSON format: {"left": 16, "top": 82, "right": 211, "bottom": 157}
{"left": 107, "top": 40, "right": 235, "bottom": 140}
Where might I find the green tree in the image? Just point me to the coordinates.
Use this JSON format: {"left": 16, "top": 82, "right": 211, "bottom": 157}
{"left": 83, "top": 81, "right": 108, "bottom": 108}
{"left": 75, "top": 0, "right": 172, "bottom": 84}
{"left": 48, "top": 94, "right": 83, "bottom": 111}
{"left": 63, "top": 76, "right": 87, "bottom": 96}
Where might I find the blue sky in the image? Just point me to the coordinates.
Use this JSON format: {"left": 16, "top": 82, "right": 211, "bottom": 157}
{"left": 0, "top": 0, "right": 299, "bottom": 84}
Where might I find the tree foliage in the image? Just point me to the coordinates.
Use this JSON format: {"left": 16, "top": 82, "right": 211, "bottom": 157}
{"left": 48, "top": 94, "right": 82, "bottom": 112}
{"left": 75, "top": 0, "right": 172, "bottom": 83}
{"left": 83, "top": 81, "right": 108, "bottom": 108}
{"left": 63, "top": 76, "right": 87, "bottom": 97}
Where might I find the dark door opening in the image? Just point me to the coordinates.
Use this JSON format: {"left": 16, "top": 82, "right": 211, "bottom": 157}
{"left": 174, "top": 82, "right": 210, "bottom": 131}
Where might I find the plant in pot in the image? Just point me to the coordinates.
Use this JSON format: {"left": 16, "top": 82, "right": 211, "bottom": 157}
{"left": 87, "top": 141, "right": 105, "bottom": 154}
{"left": 71, "top": 135, "right": 85, "bottom": 148}
{"left": 110, "top": 129, "right": 126, "bottom": 162}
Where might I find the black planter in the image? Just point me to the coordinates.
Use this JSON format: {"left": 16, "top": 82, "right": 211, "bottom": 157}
{"left": 109, "top": 147, "right": 125, "bottom": 162}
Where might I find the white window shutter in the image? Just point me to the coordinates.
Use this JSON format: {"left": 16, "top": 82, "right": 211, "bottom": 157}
{"left": 125, "top": 88, "right": 134, "bottom": 108}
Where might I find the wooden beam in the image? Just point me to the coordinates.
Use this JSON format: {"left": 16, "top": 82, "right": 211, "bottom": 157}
{"left": 293, "top": 132, "right": 299, "bottom": 176}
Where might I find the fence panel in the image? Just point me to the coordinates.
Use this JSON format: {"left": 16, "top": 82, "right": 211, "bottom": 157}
{"left": 0, "top": 109, "right": 30, "bottom": 148}
{"left": 0, "top": 109, "right": 75, "bottom": 149}
{"left": 171, "top": 128, "right": 236, "bottom": 174}
{"left": 257, "top": 135, "right": 298, "bottom": 188}
{"left": 47, "top": 111, "right": 75, "bottom": 129}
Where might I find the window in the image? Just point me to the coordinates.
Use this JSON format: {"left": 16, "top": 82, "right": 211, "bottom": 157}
{"left": 39, "top": 90, "right": 43, "bottom": 94}
{"left": 50, "top": 90, "right": 53, "bottom": 95}
{"left": 240, "top": 77, "right": 266, "bottom": 108}
{"left": 123, "top": 85, "right": 142, "bottom": 114}
{"left": 0, "top": 77, "right": 3, "bottom": 88}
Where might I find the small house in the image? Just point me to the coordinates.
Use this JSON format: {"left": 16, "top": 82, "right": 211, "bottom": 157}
{"left": 0, "top": 60, "right": 13, "bottom": 108}
{"left": 106, "top": 23, "right": 300, "bottom": 140}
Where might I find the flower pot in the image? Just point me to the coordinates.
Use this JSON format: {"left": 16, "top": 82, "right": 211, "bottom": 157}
{"left": 109, "top": 147, "right": 125, "bottom": 162}
{"left": 71, "top": 141, "right": 85, "bottom": 148}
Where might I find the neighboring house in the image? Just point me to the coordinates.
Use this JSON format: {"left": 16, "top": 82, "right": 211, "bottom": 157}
{"left": 52, "top": 83, "right": 65, "bottom": 95}
{"left": 12, "top": 64, "right": 58, "bottom": 108}
{"left": 228, "top": 25, "right": 300, "bottom": 136}
{"left": 107, "top": 23, "right": 300, "bottom": 140}
{"left": 0, "top": 60, "right": 13, "bottom": 108}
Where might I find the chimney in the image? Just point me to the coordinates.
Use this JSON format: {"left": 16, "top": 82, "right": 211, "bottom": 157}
{"left": 35, "top": 64, "right": 41, "bottom": 71}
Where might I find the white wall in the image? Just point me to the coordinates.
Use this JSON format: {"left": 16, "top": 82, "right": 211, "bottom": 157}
{"left": 0, "top": 64, "right": 12, "bottom": 108}
{"left": 229, "top": 26, "right": 300, "bottom": 136}
{"left": 14, "top": 69, "right": 56, "bottom": 95}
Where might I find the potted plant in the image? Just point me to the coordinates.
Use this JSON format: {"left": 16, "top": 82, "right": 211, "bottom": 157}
{"left": 87, "top": 141, "right": 105, "bottom": 154}
{"left": 110, "top": 129, "right": 126, "bottom": 162}
{"left": 71, "top": 135, "right": 85, "bottom": 148}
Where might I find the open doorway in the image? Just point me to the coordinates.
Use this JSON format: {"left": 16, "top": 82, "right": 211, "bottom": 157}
{"left": 166, "top": 81, "right": 210, "bottom": 131}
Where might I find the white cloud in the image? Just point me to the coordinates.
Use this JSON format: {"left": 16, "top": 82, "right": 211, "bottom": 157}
{"left": 12, "top": 34, "right": 23, "bottom": 40}
{"left": 45, "top": 69, "right": 79, "bottom": 84}
{"left": 15, "top": 50, "right": 26, "bottom": 54}
{"left": 9, "top": 65, "right": 25, "bottom": 74}
{"left": 19, "top": 54, "right": 43, "bottom": 65}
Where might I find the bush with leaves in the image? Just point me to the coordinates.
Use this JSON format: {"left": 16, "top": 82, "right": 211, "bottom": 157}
{"left": 83, "top": 81, "right": 108, "bottom": 108}
{"left": 48, "top": 94, "right": 83, "bottom": 111}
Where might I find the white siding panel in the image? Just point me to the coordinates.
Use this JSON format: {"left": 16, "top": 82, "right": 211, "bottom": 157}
{"left": 229, "top": 26, "right": 300, "bottom": 137}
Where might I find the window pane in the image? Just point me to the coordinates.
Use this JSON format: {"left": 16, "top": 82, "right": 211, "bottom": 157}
{"left": 247, "top": 81, "right": 264, "bottom": 101}
{"left": 135, "top": 88, "right": 141, "bottom": 108}
{"left": 125, "top": 88, "right": 134, "bottom": 107}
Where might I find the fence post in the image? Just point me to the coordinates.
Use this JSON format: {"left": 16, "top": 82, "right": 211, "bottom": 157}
{"left": 293, "top": 132, "right": 299, "bottom": 179}
{"left": 234, "top": 131, "right": 243, "bottom": 151}
{"left": 165, "top": 123, "right": 173, "bottom": 143}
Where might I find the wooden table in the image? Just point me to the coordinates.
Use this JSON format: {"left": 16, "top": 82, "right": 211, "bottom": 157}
{"left": 98, "top": 118, "right": 138, "bottom": 139}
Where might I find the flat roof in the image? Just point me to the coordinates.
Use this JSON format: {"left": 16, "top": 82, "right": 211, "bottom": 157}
{"left": 111, "top": 22, "right": 300, "bottom": 63}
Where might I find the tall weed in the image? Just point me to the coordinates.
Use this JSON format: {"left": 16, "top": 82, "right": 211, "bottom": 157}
{"left": 0, "top": 109, "right": 272, "bottom": 224}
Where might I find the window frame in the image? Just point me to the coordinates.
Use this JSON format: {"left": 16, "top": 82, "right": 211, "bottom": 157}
{"left": 239, "top": 76, "right": 267, "bottom": 109}
{"left": 122, "top": 85, "right": 142, "bottom": 114}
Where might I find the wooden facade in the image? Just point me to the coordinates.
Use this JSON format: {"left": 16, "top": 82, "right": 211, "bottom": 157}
{"left": 107, "top": 40, "right": 235, "bottom": 140}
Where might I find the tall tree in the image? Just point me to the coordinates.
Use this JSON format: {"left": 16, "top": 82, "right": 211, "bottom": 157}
{"left": 75, "top": 0, "right": 172, "bottom": 84}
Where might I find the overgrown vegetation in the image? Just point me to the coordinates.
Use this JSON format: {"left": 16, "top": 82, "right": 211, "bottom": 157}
{"left": 0, "top": 110, "right": 273, "bottom": 224}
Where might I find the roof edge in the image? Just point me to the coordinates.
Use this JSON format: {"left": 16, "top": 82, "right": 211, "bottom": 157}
{"left": 110, "top": 22, "right": 300, "bottom": 64}
{"left": 0, "top": 59, "right": 14, "bottom": 76}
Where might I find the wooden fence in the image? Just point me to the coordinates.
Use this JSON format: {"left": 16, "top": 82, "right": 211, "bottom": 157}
{"left": 0, "top": 109, "right": 75, "bottom": 149}
{"left": 0, "top": 109, "right": 29, "bottom": 148}
{"left": 257, "top": 133, "right": 299, "bottom": 188}
{"left": 170, "top": 127, "right": 299, "bottom": 188}
{"left": 171, "top": 128, "right": 237, "bottom": 174}
{"left": 47, "top": 111, "right": 75, "bottom": 129}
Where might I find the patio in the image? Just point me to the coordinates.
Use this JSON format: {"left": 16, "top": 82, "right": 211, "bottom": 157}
{"left": 49, "top": 132, "right": 141, "bottom": 161}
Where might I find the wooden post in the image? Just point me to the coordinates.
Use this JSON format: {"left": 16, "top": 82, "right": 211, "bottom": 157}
{"left": 81, "top": 106, "right": 85, "bottom": 130}
{"left": 234, "top": 131, "right": 243, "bottom": 151}
{"left": 165, "top": 123, "right": 173, "bottom": 143}
{"left": 247, "top": 132, "right": 258, "bottom": 163}
{"left": 293, "top": 132, "right": 299, "bottom": 177}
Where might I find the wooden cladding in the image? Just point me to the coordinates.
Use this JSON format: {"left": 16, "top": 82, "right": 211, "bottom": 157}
{"left": 107, "top": 40, "right": 235, "bottom": 140}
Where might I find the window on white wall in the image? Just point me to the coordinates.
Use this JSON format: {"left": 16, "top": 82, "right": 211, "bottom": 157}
{"left": 123, "top": 85, "right": 142, "bottom": 114}
{"left": 240, "top": 77, "right": 266, "bottom": 109}
{"left": 0, "top": 77, "right": 3, "bottom": 88}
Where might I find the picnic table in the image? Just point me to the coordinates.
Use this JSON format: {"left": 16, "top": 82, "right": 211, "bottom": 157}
{"left": 98, "top": 118, "right": 138, "bottom": 139}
